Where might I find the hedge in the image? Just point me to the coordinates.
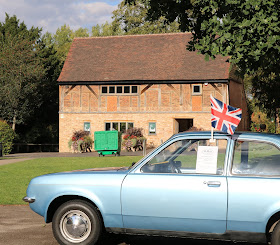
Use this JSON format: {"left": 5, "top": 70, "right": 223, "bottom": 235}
{"left": 0, "top": 121, "right": 15, "bottom": 155}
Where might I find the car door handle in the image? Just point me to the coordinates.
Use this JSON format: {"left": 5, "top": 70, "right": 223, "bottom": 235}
{"left": 203, "top": 181, "right": 221, "bottom": 187}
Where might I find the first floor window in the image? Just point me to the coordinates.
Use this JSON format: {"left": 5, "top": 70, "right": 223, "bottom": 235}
{"left": 84, "top": 122, "right": 91, "bottom": 132}
{"left": 105, "top": 122, "right": 111, "bottom": 131}
{"left": 149, "top": 122, "right": 156, "bottom": 134}
{"left": 105, "top": 122, "right": 134, "bottom": 132}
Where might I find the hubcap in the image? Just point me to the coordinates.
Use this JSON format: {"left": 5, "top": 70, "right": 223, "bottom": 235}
{"left": 60, "top": 210, "right": 92, "bottom": 243}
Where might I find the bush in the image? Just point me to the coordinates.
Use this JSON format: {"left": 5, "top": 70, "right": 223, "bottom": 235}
{"left": 0, "top": 120, "right": 15, "bottom": 155}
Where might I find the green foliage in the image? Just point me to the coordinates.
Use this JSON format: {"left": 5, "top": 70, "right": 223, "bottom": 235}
{"left": 251, "top": 69, "right": 280, "bottom": 122}
{"left": 142, "top": 0, "right": 280, "bottom": 125}
{"left": 92, "top": 21, "right": 122, "bottom": 36}
{"left": 142, "top": 0, "right": 280, "bottom": 75}
{"left": 188, "top": 0, "right": 280, "bottom": 76}
{"left": 250, "top": 109, "right": 276, "bottom": 133}
{"left": 0, "top": 120, "right": 15, "bottom": 154}
{"left": 113, "top": 0, "right": 180, "bottom": 34}
{"left": 0, "top": 14, "right": 45, "bottom": 131}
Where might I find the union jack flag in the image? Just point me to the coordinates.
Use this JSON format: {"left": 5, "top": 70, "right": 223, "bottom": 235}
{"left": 211, "top": 95, "right": 242, "bottom": 135}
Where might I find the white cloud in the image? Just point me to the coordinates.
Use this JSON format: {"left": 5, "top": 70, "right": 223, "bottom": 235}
{"left": 0, "top": 0, "right": 121, "bottom": 34}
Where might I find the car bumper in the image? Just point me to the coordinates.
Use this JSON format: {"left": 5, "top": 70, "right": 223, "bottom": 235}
{"left": 22, "top": 196, "right": 36, "bottom": 203}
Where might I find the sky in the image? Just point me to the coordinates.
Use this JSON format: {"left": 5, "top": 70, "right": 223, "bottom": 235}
{"left": 0, "top": 0, "right": 122, "bottom": 34}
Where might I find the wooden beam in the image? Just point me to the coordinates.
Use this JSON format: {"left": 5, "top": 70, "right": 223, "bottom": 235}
{"left": 141, "top": 84, "right": 152, "bottom": 94}
{"left": 65, "top": 85, "right": 76, "bottom": 96}
{"left": 86, "top": 85, "right": 98, "bottom": 98}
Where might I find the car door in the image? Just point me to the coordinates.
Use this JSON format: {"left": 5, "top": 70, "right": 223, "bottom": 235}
{"left": 227, "top": 137, "right": 280, "bottom": 233}
{"left": 121, "top": 136, "right": 229, "bottom": 234}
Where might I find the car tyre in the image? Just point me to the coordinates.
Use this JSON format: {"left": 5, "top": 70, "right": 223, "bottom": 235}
{"left": 271, "top": 221, "right": 280, "bottom": 245}
{"left": 52, "top": 200, "right": 102, "bottom": 245}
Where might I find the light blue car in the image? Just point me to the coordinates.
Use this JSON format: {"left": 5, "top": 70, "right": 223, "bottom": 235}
{"left": 24, "top": 132, "right": 280, "bottom": 245}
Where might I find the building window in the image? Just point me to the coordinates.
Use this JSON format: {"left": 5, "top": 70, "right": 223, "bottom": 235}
{"left": 149, "top": 122, "right": 156, "bottom": 135}
{"left": 102, "top": 86, "right": 108, "bottom": 93}
{"left": 124, "top": 86, "right": 130, "bottom": 93}
{"left": 84, "top": 122, "right": 91, "bottom": 132}
{"left": 105, "top": 122, "right": 134, "bottom": 133}
{"left": 101, "top": 85, "right": 138, "bottom": 95}
{"left": 117, "top": 86, "right": 122, "bottom": 93}
{"left": 192, "top": 84, "right": 202, "bottom": 95}
{"left": 132, "top": 86, "right": 138, "bottom": 93}
{"left": 109, "top": 86, "right": 115, "bottom": 93}
{"left": 105, "top": 122, "right": 111, "bottom": 131}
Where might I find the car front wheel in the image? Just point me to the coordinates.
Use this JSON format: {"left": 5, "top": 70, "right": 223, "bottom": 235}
{"left": 271, "top": 221, "right": 280, "bottom": 245}
{"left": 52, "top": 200, "right": 102, "bottom": 245}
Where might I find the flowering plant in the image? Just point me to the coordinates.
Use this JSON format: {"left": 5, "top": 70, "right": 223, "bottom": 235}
{"left": 68, "top": 130, "right": 93, "bottom": 153}
{"left": 122, "top": 128, "right": 146, "bottom": 151}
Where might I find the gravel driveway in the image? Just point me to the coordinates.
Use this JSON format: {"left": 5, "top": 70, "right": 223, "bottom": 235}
{"left": 0, "top": 205, "right": 265, "bottom": 245}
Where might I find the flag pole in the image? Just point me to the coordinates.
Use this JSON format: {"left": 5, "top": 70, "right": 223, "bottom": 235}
{"left": 210, "top": 126, "right": 215, "bottom": 143}
{"left": 210, "top": 94, "right": 215, "bottom": 143}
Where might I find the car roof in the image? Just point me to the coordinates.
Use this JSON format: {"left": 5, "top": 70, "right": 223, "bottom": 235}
{"left": 171, "top": 131, "right": 280, "bottom": 144}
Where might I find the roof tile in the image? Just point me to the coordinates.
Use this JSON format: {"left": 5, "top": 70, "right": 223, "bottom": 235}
{"left": 58, "top": 33, "right": 230, "bottom": 82}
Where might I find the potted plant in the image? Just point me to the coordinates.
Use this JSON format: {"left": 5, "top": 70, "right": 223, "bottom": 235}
{"left": 68, "top": 130, "right": 93, "bottom": 153}
{"left": 122, "top": 128, "right": 146, "bottom": 151}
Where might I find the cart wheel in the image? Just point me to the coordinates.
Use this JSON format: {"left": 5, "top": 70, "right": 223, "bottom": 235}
{"left": 114, "top": 153, "right": 117, "bottom": 157}
{"left": 102, "top": 154, "right": 105, "bottom": 157}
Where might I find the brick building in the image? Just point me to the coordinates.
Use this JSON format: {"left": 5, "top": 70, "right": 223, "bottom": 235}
{"left": 58, "top": 33, "right": 249, "bottom": 152}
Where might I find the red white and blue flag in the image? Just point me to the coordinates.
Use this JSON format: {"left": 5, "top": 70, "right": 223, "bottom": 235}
{"left": 211, "top": 95, "right": 242, "bottom": 135}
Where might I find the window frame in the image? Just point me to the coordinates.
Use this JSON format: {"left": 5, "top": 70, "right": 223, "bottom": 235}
{"left": 84, "top": 122, "right": 91, "bottom": 132}
{"left": 101, "top": 85, "right": 139, "bottom": 95}
{"left": 230, "top": 139, "right": 280, "bottom": 178}
{"left": 192, "top": 84, "right": 202, "bottom": 95}
{"left": 149, "top": 122, "right": 156, "bottom": 135}
{"left": 132, "top": 136, "right": 230, "bottom": 175}
{"left": 104, "top": 122, "right": 134, "bottom": 132}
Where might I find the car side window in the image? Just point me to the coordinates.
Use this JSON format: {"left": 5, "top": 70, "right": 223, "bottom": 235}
{"left": 141, "top": 139, "right": 227, "bottom": 175}
{"left": 232, "top": 140, "right": 280, "bottom": 176}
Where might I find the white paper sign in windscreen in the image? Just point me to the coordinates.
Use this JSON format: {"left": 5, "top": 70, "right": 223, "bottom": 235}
{"left": 196, "top": 146, "right": 218, "bottom": 174}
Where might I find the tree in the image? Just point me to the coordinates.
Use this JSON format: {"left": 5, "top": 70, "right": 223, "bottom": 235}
{"left": 0, "top": 14, "right": 45, "bottom": 131}
{"left": 74, "top": 27, "right": 90, "bottom": 38}
{"left": 139, "top": 0, "right": 280, "bottom": 129}
{"left": 138, "top": 0, "right": 280, "bottom": 74}
{"left": 52, "top": 24, "right": 74, "bottom": 64}
{"left": 92, "top": 22, "right": 123, "bottom": 36}
{"left": 113, "top": 0, "right": 180, "bottom": 35}
{"left": 46, "top": 25, "right": 91, "bottom": 66}
{"left": 251, "top": 70, "right": 280, "bottom": 132}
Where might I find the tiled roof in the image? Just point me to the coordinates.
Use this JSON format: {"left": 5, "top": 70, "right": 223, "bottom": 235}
{"left": 58, "top": 33, "right": 230, "bottom": 83}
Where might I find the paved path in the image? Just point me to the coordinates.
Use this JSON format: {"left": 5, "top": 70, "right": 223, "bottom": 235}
{"left": 0, "top": 205, "right": 264, "bottom": 245}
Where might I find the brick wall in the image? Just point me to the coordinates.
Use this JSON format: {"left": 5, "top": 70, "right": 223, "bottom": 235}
{"left": 59, "top": 83, "right": 229, "bottom": 152}
{"left": 59, "top": 112, "right": 213, "bottom": 152}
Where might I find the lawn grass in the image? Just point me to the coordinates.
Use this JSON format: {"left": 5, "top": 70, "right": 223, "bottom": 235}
{"left": 0, "top": 156, "right": 142, "bottom": 205}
